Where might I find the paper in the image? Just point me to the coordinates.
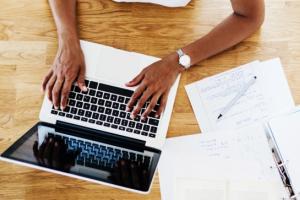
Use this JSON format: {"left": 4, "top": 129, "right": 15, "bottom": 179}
{"left": 268, "top": 108, "right": 300, "bottom": 197}
{"left": 112, "top": 0, "right": 191, "bottom": 7}
{"left": 185, "top": 58, "right": 295, "bottom": 132}
{"left": 158, "top": 124, "right": 287, "bottom": 200}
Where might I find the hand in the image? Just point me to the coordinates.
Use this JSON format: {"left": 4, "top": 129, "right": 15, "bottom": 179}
{"left": 126, "top": 53, "right": 184, "bottom": 120}
{"left": 41, "top": 36, "right": 87, "bottom": 110}
{"left": 33, "top": 135, "right": 78, "bottom": 171}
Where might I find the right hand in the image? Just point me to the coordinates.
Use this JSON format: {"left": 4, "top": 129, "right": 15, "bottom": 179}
{"left": 41, "top": 36, "right": 87, "bottom": 110}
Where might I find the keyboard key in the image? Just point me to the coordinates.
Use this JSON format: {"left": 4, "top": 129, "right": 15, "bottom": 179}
{"left": 89, "top": 89, "right": 96, "bottom": 96}
{"left": 141, "top": 132, "right": 148, "bottom": 136}
{"left": 74, "top": 116, "right": 80, "bottom": 120}
{"left": 134, "top": 130, "right": 141, "bottom": 134}
{"left": 120, "top": 112, "right": 126, "bottom": 118}
{"left": 149, "top": 118, "right": 159, "bottom": 126}
{"left": 107, "top": 116, "right": 114, "bottom": 123}
{"left": 125, "top": 98, "right": 130, "bottom": 104}
{"left": 111, "top": 124, "right": 118, "bottom": 129}
{"left": 88, "top": 119, "right": 95, "bottom": 123}
{"left": 71, "top": 107, "right": 77, "bottom": 114}
{"left": 83, "top": 103, "right": 90, "bottom": 110}
{"left": 59, "top": 112, "right": 65, "bottom": 117}
{"left": 112, "top": 102, "right": 119, "bottom": 109}
{"left": 98, "top": 106, "right": 104, "bottom": 113}
{"left": 150, "top": 126, "right": 157, "bottom": 133}
{"left": 118, "top": 96, "right": 125, "bottom": 103}
{"left": 84, "top": 96, "right": 90, "bottom": 102}
{"left": 105, "top": 101, "right": 112, "bottom": 107}
{"left": 112, "top": 110, "right": 119, "bottom": 116}
{"left": 66, "top": 114, "right": 73, "bottom": 118}
{"left": 69, "top": 99, "right": 76, "bottom": 106}
{"left": 76, "top": 101, "right": 83, "bottom": 108}
{"left": 119, "top": 126, "right": 125, "bottom": 131}
{"left": 103, "top": 93, "right": 110, "bottom": 99}
{"left": 136, "top": 123, "right": 143, "bottom": 130}
{"left": 105, "top": 108, "right": 112, "bottom": 115}
{"left": 149, "top": 134, "right": 156, "bottom": 138}
{"left": 100, "top": 114, "right": 106, "bottom": 121}
{"left": 78, "top": 109, "right": 85, "bottom": 116}
{"left": 74, "top": 86, "right": 81, "bottom": 92}
{"left": 81, "top": 117, "right": 88, "bottom": 122}
{"left": 126, "top": 128, "right": 133, "bottom": 132}
{"left": 76, "top": 94, "right": 83, "bottom": 101}
{"left": 91, "top": 97, "right": 97, "bottom": 104}
{"left": 98, "top": 99, "right": 104, "bottom": 106}
{"left": 96, "top": 121, "right": 103, "bottom": 125}
{"left": 143, "top": 125, "right": 150, "bottom": 131}
{"left": 114, "top": 118, "right": 121, "bottom": 124}
{"left": 129, "top": 121, "right": 135, "bottom": 128}
{"left": 92, "top": 113, "right": 99, "bottom": 119}
{"left": 85, "top": 111, "right": 92, "bottom": 118}
{"left": 89, "top": 81, "right": 98, "bottom": 89}
{"left": 119, "top": 104, "right": 126, "bottom": 111}
{"left": 51, "top": 110, "right": 58, "bottom": 115}
{"left": 121, "top": 119, "right": 128, "bottom": 126}
{"left": 110, "top": 95, "right": 117, "bottom": 101}
{"left": 104, "top": 123, "right": 110, "bottom": 127}
{"left": 85, "top": 80, "right": 89, "bottom": 86}
{"left": 91, "top": 105, "right": 97, "bottom": 111}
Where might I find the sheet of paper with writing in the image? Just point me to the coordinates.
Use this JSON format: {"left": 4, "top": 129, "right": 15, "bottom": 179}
{"left": 185, "top": 58, "right": 294, "bottom": 132}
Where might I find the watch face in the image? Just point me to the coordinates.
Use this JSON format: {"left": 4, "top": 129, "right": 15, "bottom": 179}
{"left": 179, "top": 55, "right": 191, "bottom": 68}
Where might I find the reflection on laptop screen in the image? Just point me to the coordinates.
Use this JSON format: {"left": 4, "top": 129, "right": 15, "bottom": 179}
{"left": 1, "top": 123, "right": 160, "bottom": 192}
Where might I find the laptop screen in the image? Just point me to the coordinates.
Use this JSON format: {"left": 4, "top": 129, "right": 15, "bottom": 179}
{"left": 1, "top": 122, "right": 160, "bottom": 192}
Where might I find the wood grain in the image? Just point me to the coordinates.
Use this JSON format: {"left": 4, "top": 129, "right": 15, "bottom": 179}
{"left": 0, "top": 0, "right": 300, "bottom": 199}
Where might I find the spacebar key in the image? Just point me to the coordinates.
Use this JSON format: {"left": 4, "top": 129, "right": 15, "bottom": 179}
{"left": 98, "top": 83, "right": 134, "bottom": 97}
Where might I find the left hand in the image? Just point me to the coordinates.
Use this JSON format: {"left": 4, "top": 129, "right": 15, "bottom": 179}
{"left": 126, "top": 53, "right": 184, "bottom": 120}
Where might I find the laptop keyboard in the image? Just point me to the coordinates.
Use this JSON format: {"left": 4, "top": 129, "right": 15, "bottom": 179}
{"left": 48, "top": 133, "right": 151, "bottom": 171}
{"left": 50, "top": 79, "right": 160, "bottom": 138}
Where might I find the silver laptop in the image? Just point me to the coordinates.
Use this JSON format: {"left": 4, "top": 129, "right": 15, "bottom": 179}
{"left": 0, "top": 41, "right": 180, "bottom": 194}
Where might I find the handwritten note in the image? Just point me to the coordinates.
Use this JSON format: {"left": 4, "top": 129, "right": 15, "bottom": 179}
{"left": 185, "top": 58, "right": 294, "bottom": 132}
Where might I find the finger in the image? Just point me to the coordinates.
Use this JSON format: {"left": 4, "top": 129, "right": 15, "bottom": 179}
{"left": 52, "top": 140, "right": 62, "bottom": 169}
{"left": 126, "top": 83, "right": 147, "bottom": 111}
{"left": 131, "top": 88, "right": 153, "bottom": 119}
{"left": 41, "top": 69, "right": 53, "bottom": 93}
{"left": 126, "top": 70, "right": 145, "bottom": 87}
{"left": 38, "top": 137, "right": 48, "bottom": 165}
{"left": 46, "top": 75, "right": 57, "bottom": 102}
{"left": 156, "top": 90, "right": 169, "bottom": 118}
{"left": 110, "top": 161, "right": 122, "bottom": 184}
{"left": 77, "top": 64, "right": 87, "bottom": 92}
{"left": 33, "top": 141, "right": 42, "bottom": 164}
{"left": 60, "top": 78, "right": 73, "bottom": 110}
{"left": 141, "top": 92, "right": 161, "bottom": 120}
{"left": 52, "top": 76, "right": 64, "bottom": 110}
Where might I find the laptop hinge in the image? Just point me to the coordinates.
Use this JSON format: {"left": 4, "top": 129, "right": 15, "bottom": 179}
{"left": 55, "top": 121, "right": 146, "bottom": 152}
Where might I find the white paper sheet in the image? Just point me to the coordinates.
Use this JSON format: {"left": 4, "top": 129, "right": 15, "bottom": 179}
{"left": 158, "top": 124, "right": 288, "bottom": 200}
{"left": 268, "top": 108, "right": 300, "bottom": 197}
{"left": 185, "top": 58, "right": 295, "bottom": 132}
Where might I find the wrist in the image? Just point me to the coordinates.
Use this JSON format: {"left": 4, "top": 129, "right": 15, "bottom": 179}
{"left": 165, "top": 52, "right": 185, "bottom": 74}
{"left": 58, "top": 32, "right": 80, "bottom": 49}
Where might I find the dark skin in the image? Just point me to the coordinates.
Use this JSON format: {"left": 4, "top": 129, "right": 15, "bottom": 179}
{"left": 42, "top": 0, "right": 265, "bottom": 120}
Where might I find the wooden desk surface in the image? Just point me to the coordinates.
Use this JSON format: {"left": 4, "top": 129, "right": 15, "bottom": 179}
{"left": 0, "top": 0, "right": 300, "bottom": 199}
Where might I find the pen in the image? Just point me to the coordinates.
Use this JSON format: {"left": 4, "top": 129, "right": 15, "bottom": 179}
{"left": 217, "top": 76, "right": 257, "bottom": 120}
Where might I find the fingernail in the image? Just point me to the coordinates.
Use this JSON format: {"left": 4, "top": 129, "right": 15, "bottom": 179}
{"left": 141, "top": 116, "right": 146, "bottom": 121}
{"left": 82, "top": 86, "right": 87, "bottom": 91}
{"left": 130, "top": 113, "right": 135, "bottom": 119}
{"left": 155, "top": 114, "right": 159, "bottom": 118}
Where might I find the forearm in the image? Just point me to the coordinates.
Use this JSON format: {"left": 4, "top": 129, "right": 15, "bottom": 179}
{"left": 182, "top": 1, "right": 265, "bottom": 66}
{"left": 48, "top": 0, "right": 79, "bottom": 42}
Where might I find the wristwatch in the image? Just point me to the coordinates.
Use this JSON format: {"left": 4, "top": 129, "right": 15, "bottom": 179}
{"left": 176, "top": 49, "right": 191, "bottom": 69}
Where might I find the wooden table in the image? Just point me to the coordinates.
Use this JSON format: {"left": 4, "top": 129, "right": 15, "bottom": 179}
{"left": 0, "top": 0, "right": 300, "bottom": 199}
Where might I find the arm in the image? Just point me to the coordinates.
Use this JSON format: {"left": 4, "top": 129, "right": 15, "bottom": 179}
{"left": 42, "top": 0, "right": 86, "bottom": 110}
{"left": 127, "top": 0, "right": 265, "bottom": 119}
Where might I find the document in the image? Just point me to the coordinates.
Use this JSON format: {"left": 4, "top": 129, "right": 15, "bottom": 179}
{"left": 185, "top": 58, "right": 294, "bottom": 132}
{"left": 158, "top": 124, "right": 288, "bottom": 200}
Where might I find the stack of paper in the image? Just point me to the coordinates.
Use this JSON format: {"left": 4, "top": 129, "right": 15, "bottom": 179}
{"left": 185, "top": 58, "right": 294, "bottom": 132}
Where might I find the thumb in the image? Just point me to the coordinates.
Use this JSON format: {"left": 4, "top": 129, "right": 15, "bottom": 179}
{"left": 126, "top": 71, "right": 144, "bottom": 87}
{"left": 77, "top": 65, "right": 87, "bottom": 92}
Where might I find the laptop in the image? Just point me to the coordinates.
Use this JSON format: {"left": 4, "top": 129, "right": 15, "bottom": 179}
{"left": 0, "top": 40, "right": 180, "bottom": 194}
